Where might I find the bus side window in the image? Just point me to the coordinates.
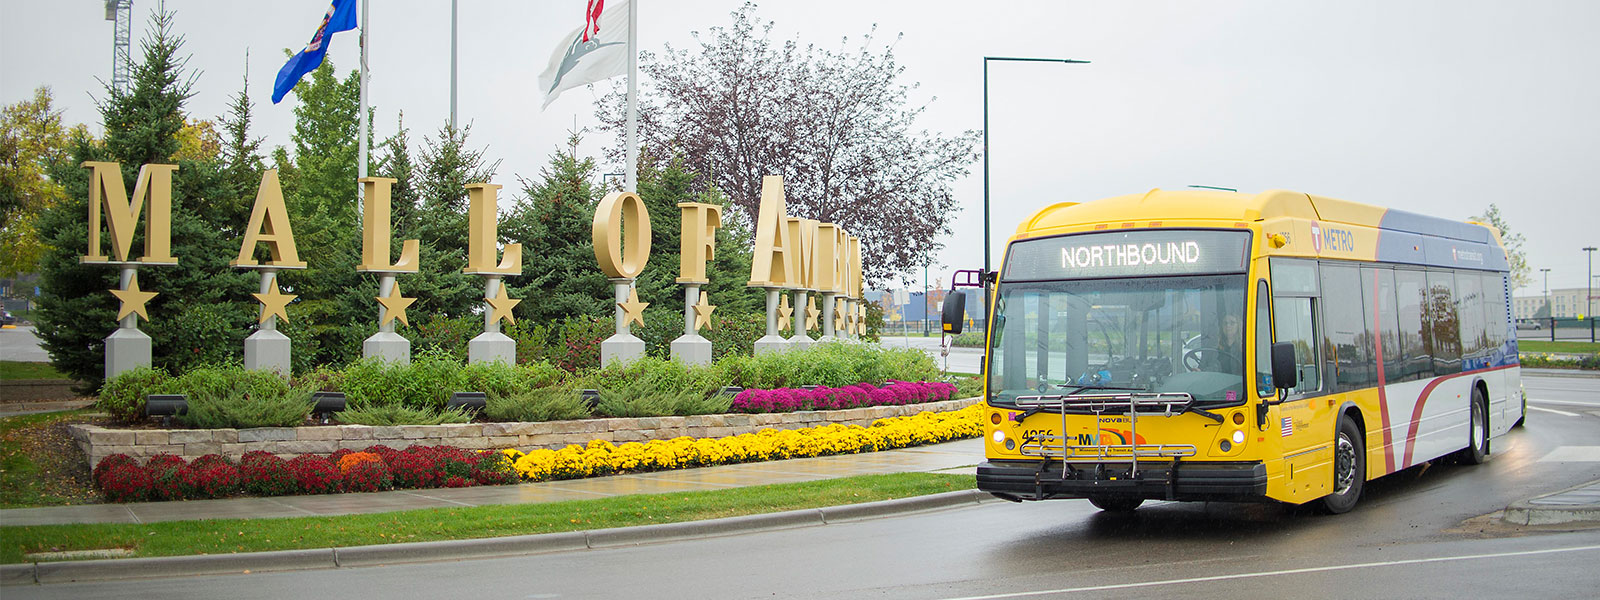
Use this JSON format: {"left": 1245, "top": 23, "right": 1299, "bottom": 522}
{"left": 1255, "top": 280, "right": 1273, "bottom": 397}
{"left": 1274, "top": 297, "right": 1321, "bottom": 396}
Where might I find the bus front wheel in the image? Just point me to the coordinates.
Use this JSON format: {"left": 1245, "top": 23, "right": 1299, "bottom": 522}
{"left": 1317, "top": 418, "right": 1365, "bottom": 515}
{"left": 1088, "top": 496, "right": 1143, "bottom": 512}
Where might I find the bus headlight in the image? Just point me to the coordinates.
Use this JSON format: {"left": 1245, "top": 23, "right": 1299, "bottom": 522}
{"left": 1232, "top": 430, "right": 1246, "bottom": 445}
{"left": 992, "top": 430, "right": 1006, "bottom": 445}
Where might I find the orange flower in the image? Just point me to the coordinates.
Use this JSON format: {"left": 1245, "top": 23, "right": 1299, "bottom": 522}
{"left": 337, "top": 452, "right": 381, "bottom": 473}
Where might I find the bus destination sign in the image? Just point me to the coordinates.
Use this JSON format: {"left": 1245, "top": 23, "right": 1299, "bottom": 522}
{"left": 1004, "top": 230, "right": 1250, "bottom": 280}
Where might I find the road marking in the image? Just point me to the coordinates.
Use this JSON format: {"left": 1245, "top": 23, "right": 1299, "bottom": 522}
{"left": 1537, "top": 446, "right": 1600, "bottom": 462}
{"left": 935, "top": 544, "right": 1600, "bottom": 600}
{"left": 1528, "top": 398, "right": 1600, "bottom": 407}
{"left": 1527, "top": 405, "right": 1581, "bottom": 417}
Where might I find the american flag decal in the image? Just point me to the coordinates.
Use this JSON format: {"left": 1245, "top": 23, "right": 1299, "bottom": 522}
{"left": 1280, "top": 417, "right": 1294, "bottom": 437}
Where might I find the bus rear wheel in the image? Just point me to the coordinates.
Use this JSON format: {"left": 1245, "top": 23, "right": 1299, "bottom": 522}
{"left": 1317, "top": 418, "right": 1365, "bottom": 515}
{"left": 1461, "top": 389, "right": 1490, "bottom": 465}
{"left": 1088, "top": 496, "right": 1143, "bottom": 512}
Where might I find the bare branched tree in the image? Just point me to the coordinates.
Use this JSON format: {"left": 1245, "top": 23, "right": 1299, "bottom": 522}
{"left": 597, "top": 2, "right": 979, "bottom": 284}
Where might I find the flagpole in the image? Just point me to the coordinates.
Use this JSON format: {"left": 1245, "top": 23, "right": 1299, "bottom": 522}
{"left": 450, "top": 0, "right": 458, "bottom": 131}
{"left": 624, "top": 0, "right": 638, "bottom": 193}
{"left": 358, "top": 0, "right": 370, "bottom": 221}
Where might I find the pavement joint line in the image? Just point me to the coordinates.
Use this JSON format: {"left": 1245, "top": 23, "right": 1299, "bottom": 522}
{"left": 262, "top": 497, "right": 321, "bottom": 517}
{"left": 122, "top": 505, "right": 141, "bottom": 524}
{"left": 0, "top": 490, "right": 994, "bottom": 584}
{"left": 1527, "top": 406, "right": 1581, "bottom": 417}
{"left": 397, "top": 490, "right": 475, "bottom": 508}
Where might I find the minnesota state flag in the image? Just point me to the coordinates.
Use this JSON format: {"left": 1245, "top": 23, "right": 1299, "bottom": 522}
{"left": 273, "top": 0, "right": 359, "bottom": 104}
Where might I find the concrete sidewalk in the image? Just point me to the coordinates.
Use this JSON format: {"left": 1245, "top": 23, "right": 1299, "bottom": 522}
{"left": 0, "top": 438, "right": 985, "bottom": 527}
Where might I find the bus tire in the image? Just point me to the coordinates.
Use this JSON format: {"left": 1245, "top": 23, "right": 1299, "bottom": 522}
{"left": 1317, "top": 417, "right": 1365, "bottom": 515}
{"left": 1088, "top": 496, "right": 1143, "bottom": 512}
{"left": 1462, "top": 389, "right": 1490, "bottom": 465}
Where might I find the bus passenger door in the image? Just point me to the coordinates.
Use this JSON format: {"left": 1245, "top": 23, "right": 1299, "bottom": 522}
{"left": 1270, "top": 258, "right": 1330, "bottom": 502}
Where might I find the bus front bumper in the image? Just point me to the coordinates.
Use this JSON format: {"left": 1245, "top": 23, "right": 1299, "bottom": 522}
{"left": 976, "top": 459, "right": 1268, "bottom": 502}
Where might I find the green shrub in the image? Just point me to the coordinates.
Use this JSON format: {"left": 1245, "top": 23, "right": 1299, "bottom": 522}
{"left": 339, "top": 350, "right": 465, "bottom": 411}
{"left": 593, "top": 379, "right": 728, "bottom": 417}
{"left": 170, "top": 365, "right": 293, "bottom": 401}
{"left": 98, "top": 367, "right": 174, "bottom": 423}
{"left": 337, "top": 404, "right": 475, "bottom": 426}
{"left": 485, "top": 387, "right": 593, "bottom": 422}
{"left": 179, "top": 388, "right": 314, "bottom": 429}
{"left": 716, "top": 343, "right": 938, "bottom": 389}
{"left": 951, "top": 330, "right": 986, "bottom": 348}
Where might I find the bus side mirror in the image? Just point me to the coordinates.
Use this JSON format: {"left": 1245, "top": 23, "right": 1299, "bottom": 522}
{"left": 1271, "top": 342, "right": 1298, "bottom": 390}
{"left": 942, "top": 292, "right": 966, "bottom": 335}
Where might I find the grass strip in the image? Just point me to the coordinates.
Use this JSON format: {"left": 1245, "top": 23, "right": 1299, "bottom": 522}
{"left": 0, "top": 361, "right": 69, "bottom": 381}
{"left": 0, "top": 472, "right": 975, "bottom": 563}
{"left": 1518, "top": 341, "right": 1600, "bottom": 354}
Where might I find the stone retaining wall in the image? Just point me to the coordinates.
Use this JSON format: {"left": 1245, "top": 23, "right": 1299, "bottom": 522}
{"left": 68, "top": 398, "right": 979, "bottom": 468}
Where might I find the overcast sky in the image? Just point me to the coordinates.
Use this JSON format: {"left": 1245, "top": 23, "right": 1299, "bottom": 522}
{"left": 4, "top": 0, "right": 1597, "bottom": 295}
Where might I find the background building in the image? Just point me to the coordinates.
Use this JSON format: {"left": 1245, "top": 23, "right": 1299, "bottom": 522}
{"left": 1513, "top": 288, "right": 1599, "bottom": 319}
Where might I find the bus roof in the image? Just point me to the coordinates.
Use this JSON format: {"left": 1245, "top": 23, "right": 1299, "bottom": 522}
{"left": 1017, "top": 189, "right": 1509, "bottom": 272}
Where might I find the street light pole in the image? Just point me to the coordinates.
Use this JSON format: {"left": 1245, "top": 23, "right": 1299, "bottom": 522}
{"left": 1584, "top": 246, "right": 1596, "bottom": 321}
{"left": 1541, "top": 267, "right": 1551, "bottom": 316}
{"left": 982, "top": 56, "right": 1090, "bottom": 280}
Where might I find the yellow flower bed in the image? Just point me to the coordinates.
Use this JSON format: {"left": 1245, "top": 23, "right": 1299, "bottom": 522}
{"left": 500, "top": 404, "right": 983, "bottom": 482}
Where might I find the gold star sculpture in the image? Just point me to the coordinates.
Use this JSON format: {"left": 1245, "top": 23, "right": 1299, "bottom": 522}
{"left": 252, "top": 281, "right": 297, "bottom": 324}
{"left": 376, "top": 281, "right": 418, "bottom": 327}
{"left": 110, "top": 272, "right": 158, "bottom": 322}
{"left": 485, "top": 284, "right": 520, "bottom": 325}
{"left": 777, "top": 294, "right": 794, "bottom": 332}
{"left": 833, "top": 299, "right": 848, "bottom": 332}
{"left": 804, "top": 296, "right": 820, "bottom": 332}
{"left": 693, "top": 291, "right": 716, "bottom": 332}
{"left": 618, "top": 286, "right": 649, "bottom": 328}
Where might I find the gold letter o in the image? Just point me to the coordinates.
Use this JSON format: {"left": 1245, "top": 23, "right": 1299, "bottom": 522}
{"left": 593, "top": 191, "right": 652, "bottom": 278}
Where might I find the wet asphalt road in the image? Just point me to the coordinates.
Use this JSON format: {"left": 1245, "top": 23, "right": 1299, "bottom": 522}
{"left": 8, "top": 375, "right": 1599, "bottom": 599}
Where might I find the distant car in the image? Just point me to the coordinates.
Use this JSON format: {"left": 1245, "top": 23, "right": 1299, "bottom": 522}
{"left": 0, "top": 309, "right": 13, "bottom": 326}
{"left": 1515, "top": 318, "right": 1542, "bottom": 330}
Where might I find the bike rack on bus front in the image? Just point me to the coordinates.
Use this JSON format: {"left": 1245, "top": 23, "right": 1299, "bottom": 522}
{"left": 1010, "top": 392, "right": 1199, "bottom": 481}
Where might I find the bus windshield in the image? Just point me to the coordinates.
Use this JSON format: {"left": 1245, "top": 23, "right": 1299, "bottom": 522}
{"left": 987, "top": 274, "right": 1248, "bottom": 406}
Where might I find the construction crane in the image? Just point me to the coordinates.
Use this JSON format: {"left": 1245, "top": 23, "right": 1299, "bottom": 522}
{"left": 105, "top": 0, "right": 132, "bottom": 94}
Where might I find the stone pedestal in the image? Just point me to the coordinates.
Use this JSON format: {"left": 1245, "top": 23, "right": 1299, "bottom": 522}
{"left": 244, "top": 329, "right": 291, "bottom": 374}
{"left": 243, "top": 269, "right": 293, "bottom": 374}
{"left": 469, "top": 332, "right": 516, "bottom": 364}
{"left": 105, "top": 326, "right": 152, "bottom": 380}
{"left": 363, "top": 274, "right": 410, "bottom": 364}
{"left": 602, "top": 279, "right": 646, "bottom": 367}
{"left": 755, "top": 288, "right": 790, "bottom": 355}
{"left": 821, "top": 293, "right": 839, "bottom": 340}
{"left": 469, "top": 275, "right": 516, "bottom": 365}
{"left": 671, "top": 284, "right": 713, "bottom": 366}
{"left": 105, "top": 266, "right": 152, "bottom": 380}
{"left": 364, "top": 331, "right": 410, "bottom": 364}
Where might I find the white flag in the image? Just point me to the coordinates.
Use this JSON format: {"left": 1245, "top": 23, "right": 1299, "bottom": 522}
{"left": 539, "top": 0, "right": 630, "bottom": 110}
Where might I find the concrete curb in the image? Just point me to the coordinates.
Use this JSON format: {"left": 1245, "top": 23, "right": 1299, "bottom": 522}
{"left": 1521, "top": 368, "right": 1600, "bottom": 379}
{"left": 1502, "top": 479, "right": 1600, "bottom": 526}
{"left": 0, "top": 490, "right": 993, "bottom": 585}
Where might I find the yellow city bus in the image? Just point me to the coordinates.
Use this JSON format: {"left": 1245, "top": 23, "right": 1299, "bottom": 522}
{"left": 969, "top": 189, "right": 1523, "bottom": 513}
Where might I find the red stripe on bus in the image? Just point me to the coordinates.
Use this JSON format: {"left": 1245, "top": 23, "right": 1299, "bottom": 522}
{"left": 1370, "top": 270, "right": 1395, "bottom": 475}
{"left": 1399, "top": 364, "right": 1515, "bottom": 468}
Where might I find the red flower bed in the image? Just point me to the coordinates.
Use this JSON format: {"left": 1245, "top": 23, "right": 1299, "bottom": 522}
{"left": 92, "top": 444, "right": 518, "bottom": 503}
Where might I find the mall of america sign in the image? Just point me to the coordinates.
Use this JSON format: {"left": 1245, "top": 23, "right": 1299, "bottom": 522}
{"left": 79, "top": 163, "right": 866, "bottom": 377}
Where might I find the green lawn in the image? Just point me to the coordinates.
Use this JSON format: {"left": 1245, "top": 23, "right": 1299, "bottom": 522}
{"left": 0, "top": 472, "right": 976, "bottom": 563}
{"left": 1519, "top": 340, "right": 1600, "bottom": 354}
{"left": 0, "top": 361, "right": 69, "bottom": 381}
{"left": 0, "top": 410, "right": 98, "bottom": 509}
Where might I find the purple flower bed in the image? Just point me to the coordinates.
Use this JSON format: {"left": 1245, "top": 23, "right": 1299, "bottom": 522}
{"left": 730, "top": 381, "right": 957, "bottom": 413}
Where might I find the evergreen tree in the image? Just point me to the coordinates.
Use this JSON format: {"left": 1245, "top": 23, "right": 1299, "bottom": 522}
{"left": 503, "top": 133, "right": 610, "bottom": 323}
{"left": 36, "top": 6, "right": 255, "bottom": 390}
{"left": 378, "top": 112, "right": 419, "bottom": 234}
{"left": 399, "top": 121, "right": 500, "bottom": 319}
{"left": 217, "top": 58, "right": 265, "bottom": 228}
